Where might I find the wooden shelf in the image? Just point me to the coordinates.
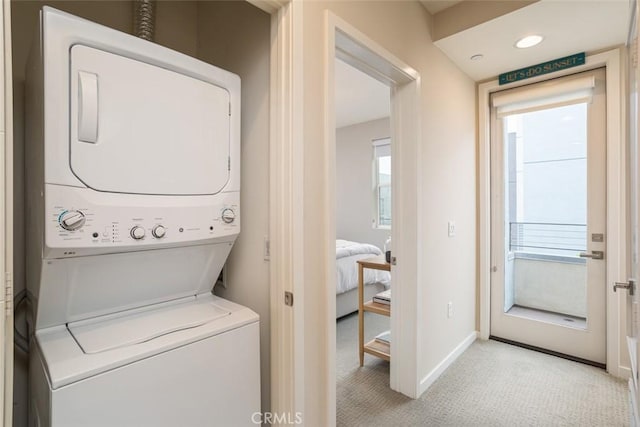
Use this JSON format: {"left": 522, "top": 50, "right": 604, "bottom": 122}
{"left": 357, "top": 255, "right": 391, "bottom": 271}
{"left": 358, "top": 255, "right": 392, "bottom": 366}
{"left": 363, "top": 300, "right": 390, "bottom": 316}
{"left": 364, "top": 338, "right": 390, "bottom": 361}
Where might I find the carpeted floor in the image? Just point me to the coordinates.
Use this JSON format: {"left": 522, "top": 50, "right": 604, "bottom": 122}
{"left": 337, "top": 312, "right": 629, "bottom": 426}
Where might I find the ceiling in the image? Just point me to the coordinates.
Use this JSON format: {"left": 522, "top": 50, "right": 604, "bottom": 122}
{"left": 434, "top": 0, "right": 629, "bottom": 81}
{"left": 334, "top": 0, "right": 628, "bottom": 128}
{"left": 420, "top": 0, "right": 462, "bottom": 15}
{"left": 335, "top": 58, "right": 390, "bottom": 129}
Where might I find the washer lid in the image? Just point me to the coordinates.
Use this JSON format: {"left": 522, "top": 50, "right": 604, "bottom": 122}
{"left": 68, "top": 297, "right": 231, "bottom": 354}
{"left": 69, "top": 45, "right": 231, "bottom": 195}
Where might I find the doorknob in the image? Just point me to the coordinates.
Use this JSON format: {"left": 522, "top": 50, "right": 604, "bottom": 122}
{"left": 579, "top": 250, "right": 604, "bottom": 260}
{"left": 614, "top": 279, "right": 635, "bottom": 295}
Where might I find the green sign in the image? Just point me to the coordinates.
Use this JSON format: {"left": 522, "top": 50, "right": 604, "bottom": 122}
{"left": 499, "top": 53, "right": 586, "bottom": 85}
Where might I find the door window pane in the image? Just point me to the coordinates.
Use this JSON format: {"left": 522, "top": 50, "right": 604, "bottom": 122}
{"left": 505, "top": 102, "right": 587, "bottom": 257}
{"left": 502, "top": 102, "right": 588, "bottom": 325}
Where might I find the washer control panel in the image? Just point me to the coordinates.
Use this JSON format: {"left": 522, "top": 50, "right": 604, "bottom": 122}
{"left": 45, "top": 185, "right": 240, "bottom": 257}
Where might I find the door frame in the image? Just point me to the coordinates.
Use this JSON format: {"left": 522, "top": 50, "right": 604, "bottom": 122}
{"left": 1, "top": 0, "right": 13, "bottom": 424}
{"left": 252, "top": 0, "right": 306, "bottom": 423}
{"left": 0, "top": 0, "right": 13, "bottom": 423}
{"left": 325, "top": 11, "right": 422, "bottom": 399}
{"left": 478, "top": 49, "right": 627, "bottom": 377}
{"left": 250, "top": 0, "right": 423, "bottom": 423}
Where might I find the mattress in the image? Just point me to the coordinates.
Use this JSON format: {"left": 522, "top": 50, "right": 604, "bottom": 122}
{"left": 336, "top": 239, "right": 391, "bottom": 294}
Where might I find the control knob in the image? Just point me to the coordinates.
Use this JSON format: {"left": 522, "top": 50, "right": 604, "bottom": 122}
{"left": 221, "top": 208, "right": 236, "bottom": 224}
{"left": 59, "top": 210, "right": 86, "bottom": 231}
{"left": 152, "top": 225, "right": 166, "bottom": 239}
{"left": 130, "top": 226, "right": 146, "bottom": 240}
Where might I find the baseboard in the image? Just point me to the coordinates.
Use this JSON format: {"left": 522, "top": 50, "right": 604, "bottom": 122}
{"left": 418, "top": 331, "right": 478, "bottom": 396}
{"left": 618, "top": 365, "right": 632, "bottom": 380}
{"left": 630, "top": 379, "right": 640, "bottom": 427}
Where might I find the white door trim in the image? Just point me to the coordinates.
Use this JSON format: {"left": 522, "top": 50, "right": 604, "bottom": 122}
{"left": 1, "top": 0, "right": 12, "bottom": 424}
{"left": 479, "top": 48, "right": 627, "bottom": 377}
{"left": 260, "top": 0, "right": 306, "bottom": 423}
{"left": 324, "top": 12, "right": 422, "bottom": 399}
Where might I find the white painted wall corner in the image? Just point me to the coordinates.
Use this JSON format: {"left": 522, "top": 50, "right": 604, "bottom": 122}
{"left": 418, "top": 331, "right": 478, "bottom": 396}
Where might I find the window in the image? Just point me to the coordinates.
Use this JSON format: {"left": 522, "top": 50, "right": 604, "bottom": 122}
{"left": 373, "top": 138, "right": 391, "bottom": 228}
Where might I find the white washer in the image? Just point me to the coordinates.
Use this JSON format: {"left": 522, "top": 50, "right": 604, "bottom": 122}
{"left": 25, "top": 8, "right": 259, "bottom": 427}
{"left": 31, "top": 295, "right": 259, "bottom": 427}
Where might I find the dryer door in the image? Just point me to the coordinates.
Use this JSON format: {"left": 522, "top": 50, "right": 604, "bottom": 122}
{"left": 69, "top": 45, "right": 231, "bottom": 195}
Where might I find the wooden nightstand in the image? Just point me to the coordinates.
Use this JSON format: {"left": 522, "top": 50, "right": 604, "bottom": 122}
{"left": 357, "top": 255, "right": 391, "bottom": 366}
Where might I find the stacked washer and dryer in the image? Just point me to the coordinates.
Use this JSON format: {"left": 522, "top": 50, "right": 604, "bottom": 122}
{"left": 25, "top": 7, "right": 260, "bottom": 426}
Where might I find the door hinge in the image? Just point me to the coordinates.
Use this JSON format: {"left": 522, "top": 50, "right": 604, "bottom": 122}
{"left": 228, "top": 157, "right": 231, "bottom": 171}
{"left": 284, "top": 291, "right": 294, "bottom": 307}
{"left": 5, "top": 272, "right": 12, "bottom": 317}
{"left": 229, "top": 102, "right": 232, "bottom": 116}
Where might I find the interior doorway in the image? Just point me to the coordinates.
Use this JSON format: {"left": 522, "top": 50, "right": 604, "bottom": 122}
{"left": 489, "top": 69, "right": 607, "bottom": 365}
{"left": 325, "top": 14, "right": 422, "bottom": 407}
{"left": 333, "top": 56, "right": 393, "bottom": 412}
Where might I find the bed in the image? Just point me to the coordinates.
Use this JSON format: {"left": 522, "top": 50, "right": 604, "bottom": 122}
{"left": 336, "top": 239, "right": 391, "bottom": 318}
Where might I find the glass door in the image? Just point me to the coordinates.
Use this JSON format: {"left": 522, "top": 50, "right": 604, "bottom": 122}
{"left": 490, "top": 69, "right": 606, "bottom": 364}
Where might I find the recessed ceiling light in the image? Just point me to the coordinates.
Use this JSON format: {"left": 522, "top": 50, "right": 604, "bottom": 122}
{"left": 515, "top": 35, "right": 543, "bottom": 49}
{"left": 470, "top": 54, "right": 484, "bottom": 61}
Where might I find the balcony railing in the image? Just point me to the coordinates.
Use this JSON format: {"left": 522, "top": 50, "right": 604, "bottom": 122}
{"left": 509, "top": 222, "right": 587, "bottom": 256}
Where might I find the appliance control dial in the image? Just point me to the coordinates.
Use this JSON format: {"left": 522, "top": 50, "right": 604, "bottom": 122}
{"left": 221, "top": 208, "right": 236, "bottom": 224}
{"left": 59, "top": 210, "right": 86, "bottom": 231}
{"left": 130, "top": 226, "right": 146, "bottom": 240}
{"left": 152, "top": 225, "right": 166, "bottom": 239}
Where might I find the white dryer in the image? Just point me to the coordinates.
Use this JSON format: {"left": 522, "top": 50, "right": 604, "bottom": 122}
{"left": 25, "top": 8, "right": 259, "bottom": 427}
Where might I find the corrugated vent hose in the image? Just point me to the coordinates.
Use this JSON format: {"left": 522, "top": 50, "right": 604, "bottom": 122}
{"left": 134, "top": 0, "right": 156, "bottom": 41}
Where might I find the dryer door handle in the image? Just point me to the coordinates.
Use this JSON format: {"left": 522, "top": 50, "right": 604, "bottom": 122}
{"left": 78, "top": 71, "right": 99, "bottom": 143}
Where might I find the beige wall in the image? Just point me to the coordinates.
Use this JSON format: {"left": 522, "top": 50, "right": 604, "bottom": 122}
{"left": 430, "top": 0, "right": 536, "bottom": 41}
{"left": 12, "top": 4, "right": 134, "bottom": 424}
{"left": 336, "top": 118, "right": 391, "bottom": 251}
{"left": 196, "top": 0, "right": 271, "bottom": 415}
{"left": 299, "top": 1, "right": 476, "bottom": 423}
{"left": 10, "top": 1, "right": 270, "bottom": 425}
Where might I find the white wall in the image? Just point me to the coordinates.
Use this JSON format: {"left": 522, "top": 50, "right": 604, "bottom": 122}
{"left": 298, "top": 1, "right": 476, "bottom": 423}
{"left": 11, "top": 1, "right": 270, "bottom": 425}
{"left": 336, "top": 117, "right": 390, "bottom": 251}
{"left": 195, "top": 1, "right": 272, "bottom": 415}
{"left": 513, "top": 258, "right": 586, "bottom": 317}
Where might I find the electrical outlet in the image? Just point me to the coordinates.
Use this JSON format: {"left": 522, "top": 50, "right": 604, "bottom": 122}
{"left": 447, "top": 301, "right": 453, "bottom": 318}
{"left": 448, "top": 221, "right": 456, "bottom": 237}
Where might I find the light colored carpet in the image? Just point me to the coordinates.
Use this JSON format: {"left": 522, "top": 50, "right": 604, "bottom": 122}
{"left": 337, "top": 312, "right": 629, "bottom": 426}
